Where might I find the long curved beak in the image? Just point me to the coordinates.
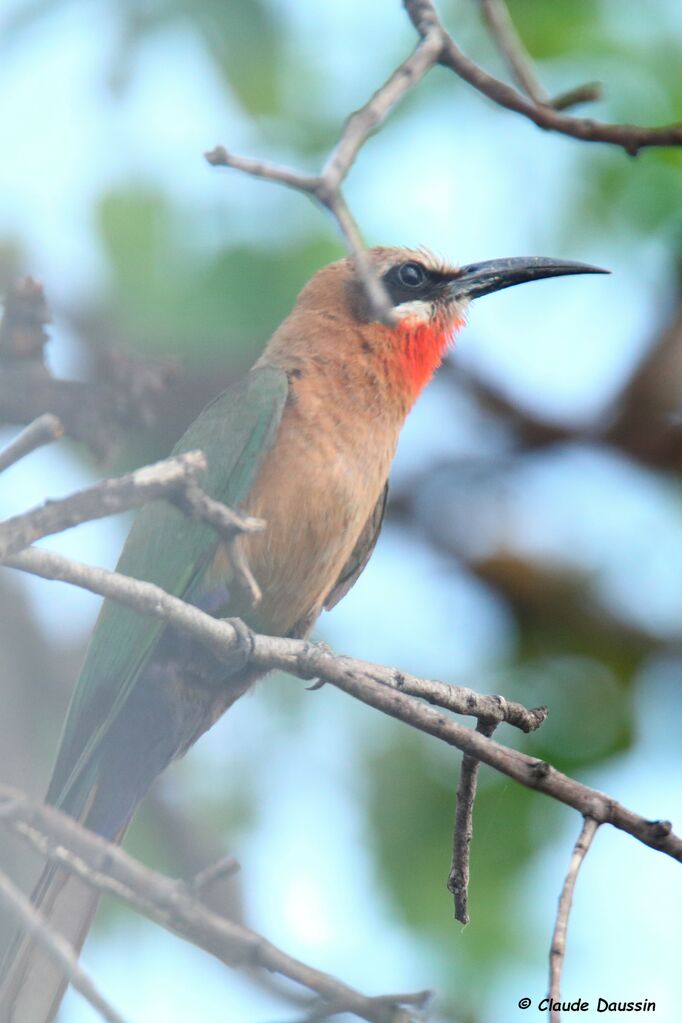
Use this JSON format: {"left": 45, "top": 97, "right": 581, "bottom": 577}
{"left": 448, "top": 257, "right": 609, "bottom": 301}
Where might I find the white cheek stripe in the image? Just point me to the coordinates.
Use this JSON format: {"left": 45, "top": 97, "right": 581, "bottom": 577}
{"left": 393, "top": 298, "right": 471, "bottom": 323}
{"left": 393, "top": 300, "right": 432, "bottom": 322}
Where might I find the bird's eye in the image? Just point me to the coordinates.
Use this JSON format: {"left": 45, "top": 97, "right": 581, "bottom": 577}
{"left": 397, "top": 262, "right": 426, "bottom": 288}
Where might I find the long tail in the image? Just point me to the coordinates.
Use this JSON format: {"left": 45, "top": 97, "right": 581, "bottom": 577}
{"left": 0, "top": 645, "right": 262, "bottom": 1021}
{"left": 0, "top": 861, "right": 106, "bottom": 1023}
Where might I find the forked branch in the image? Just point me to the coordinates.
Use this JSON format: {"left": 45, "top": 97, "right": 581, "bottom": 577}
{"left": 4, "top": 545, "right": 679, "bottom": 864}
{"left": 405, "top": 0, "right": 682, "bottom": 155}
{"left": 0, "top": 787, "right": 425, "bottom": 1023}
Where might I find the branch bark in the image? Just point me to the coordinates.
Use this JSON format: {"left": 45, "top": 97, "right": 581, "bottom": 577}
{"left": 0, "top": 449, "right": 265, "bottom": 602}
{"left": 0, "top": 787, "right": 425, "bottom": 1023}
{"left": 0, "top": 280, "right": 175, "bottom": 459}
{"left": 405, "top": 0, "right": 682, "bottom": 155}
{"left": 477, "top": 0, "right": 601, "bottom": 111}
{"left": 206, "top": 30, "right": 442, "bottom": 324}
{"left": 0, "top": 867, "right": 128, "bottom": 1023}
{"left": 0, "top": 415, "right": 63, "bottom": 474}
{"left": 3, "top": 545, "right": 679, "bottom": 865}
{"left": 447, "top": 718, "right": 497, "bottom": 924}
{"left": 548, "top": 817, "right": 600, "bottom": 1023}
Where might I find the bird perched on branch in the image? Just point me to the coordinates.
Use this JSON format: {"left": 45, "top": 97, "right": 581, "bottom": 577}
{"left": 0, "top": 247, "right": 606, "bottom": 1021}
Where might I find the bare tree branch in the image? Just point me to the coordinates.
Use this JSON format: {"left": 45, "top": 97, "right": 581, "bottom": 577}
{"left": 3, "top": 545, "right": 680, "bottom": 864}
{"left": 186, "top": 854, "right": 241, "bottom": 895}
{"left": 477, "top": 0, "right": 601, "bottom": 111}
{"left": 172, "top": 481, "right": 265, "bottom": 606}
{"left": 1, "top": 2, "right": 679, "bottom": 1015}
{"left": 0, "top": 280, "right": 175, "bottom": 458}
{"left": 0, "top": 415, "right": 64, "bottom": 473}
{"left": 405, "top": 0, "right": 682, "bottom": 155}
{"left": 548, "top": 817, "right": 600, "bottom": 1023}
{"left": 0, "top": 866, "right": 128, "bottom": 1023}
{"left": 206, "top": 30, "right": 442, "bottom": 324}
{"left": 478, "top": 0, "right": 549, "bottom": 104}
{"left": 447, "top": 718, "right": 497, "bottom": 924}
{"left": 319, "top": 32, "right": 442, "bottom": 191}
{"left": 0, "top": 449, "right": 265, "bottom": 602}
{"left": 550, "top": 83, "right": 603, "bottom": 113}
{"left": 0, "top": 451, "right": 205, "bottom": 559}
{"left": 4, "top": 544, "right": 542, "bottom": 730}
{"left": 0, "top": 788, "right": 424, "bottom": 1023}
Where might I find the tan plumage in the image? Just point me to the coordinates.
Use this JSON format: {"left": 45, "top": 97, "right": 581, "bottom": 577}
{"left": 211, "top": 248, "right": 459, "bottom": 635}
{"left": 2, "top": 245, "right": 605, "bottom": 1023}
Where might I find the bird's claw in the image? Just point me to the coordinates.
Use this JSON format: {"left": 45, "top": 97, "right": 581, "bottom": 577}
{"left": 224, "top": 616, "right": 254, "bottom": 671}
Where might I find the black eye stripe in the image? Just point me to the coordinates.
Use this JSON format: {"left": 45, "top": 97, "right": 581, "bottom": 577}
{"left": 381, "top": 261, "right": 450, "bottom": 308}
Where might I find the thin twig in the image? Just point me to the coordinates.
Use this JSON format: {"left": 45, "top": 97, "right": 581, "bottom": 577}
{"left": 405, "top": 0, "right": 682, "bottom": 155}
{"left": 207, "top": 31, "right": 441, "bottom": 325}
{"left": 0, "top": 451, "right": 264, "bottom": 605}
{"left": 3, "top": 545, "right": 681, "bottom": 864}
{"left": 320, "top": 32, "right": 443, "bottom": 190}
{"left": 0, "top": 451, "right": 206, "bottom": 559}
{"left": 185, "top": 854, "right": 241, "bottom": 894}
{"left": 447, "top": 718, "right": 497, "bottom": 924}
{"left": 172, "top": 481, "right": 264, "bottom": 605}
{"left": 0, "top": 866, "right": 128, "bottom": 1023}
{"left": 299, "top": 988, "right": 431, "bottom": 1023}
{"left": 204, "top": 148, "right": 318, "bottom": 193}
{"left": 478, "top": 0, "right": 602, "bottom": 111}
{"left": 384, "top": 672, "right": 546, "bottom": 733}
{"left": 0, "top": 790, "right": 417, "bottom": 1023}
{"left": 478, "top": 0, "right": 548, "bottom": 103}
{"left": 548, "top": 817, "right": 600, "bottom": 1023}
{"left": 0, "top": 414, "right": 63, "bottom": 473}
{"left": 550, "top": 82, "right": 602, "bottom": 113}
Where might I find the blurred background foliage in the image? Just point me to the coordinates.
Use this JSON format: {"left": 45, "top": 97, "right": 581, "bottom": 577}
{"left": 0, "top": 1, "right": 681, "bottom": 1021}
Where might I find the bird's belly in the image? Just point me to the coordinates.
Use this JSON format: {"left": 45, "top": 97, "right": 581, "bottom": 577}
{"left": 205, "top": 397, "right": 391, "bottom": 637}
{"left": 241, "top": 451, "right": 374, "bottom": 636}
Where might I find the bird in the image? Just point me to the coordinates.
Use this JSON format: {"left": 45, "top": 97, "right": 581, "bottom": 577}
{"left": 0, "top": 246, "right": 606, "bottom": 1021}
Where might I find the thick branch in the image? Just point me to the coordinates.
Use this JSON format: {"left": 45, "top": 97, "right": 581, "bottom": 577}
{"left": 0, "top": 366, "right": 129, "bottom": 460}
{"left": 0, "top": 280, "right": 175, "bottom": 458}
{"left": 0, "top": 788, "right": 423, "bottom": 1023}
{"left": 405, "top": 0, "right": 682, "bottom": 155}
{"left": 4, "top": 546, "right": 680, "bottom": 863}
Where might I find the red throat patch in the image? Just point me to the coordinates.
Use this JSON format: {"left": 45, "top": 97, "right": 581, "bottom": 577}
{"left": 395, "top": 316, "right": 464, "bottom": 398}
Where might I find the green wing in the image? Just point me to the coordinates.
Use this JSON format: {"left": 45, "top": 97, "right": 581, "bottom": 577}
{"left": 324, "top": 482, "right": 388, "bottom": 611}
{"left": 48, "top": 365, "right": 288, "bottom": 808}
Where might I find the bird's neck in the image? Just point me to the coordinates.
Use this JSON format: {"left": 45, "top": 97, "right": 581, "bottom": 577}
{"left": 261, "top": 309, "right": 458, "bottom": 420}
{"left": 391, "top": 316, "right": 461, "bottom": 403}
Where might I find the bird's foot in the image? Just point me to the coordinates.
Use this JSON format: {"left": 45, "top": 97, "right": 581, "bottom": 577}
{"left": 223, "top": 616, "right": 254, "bottom": 671}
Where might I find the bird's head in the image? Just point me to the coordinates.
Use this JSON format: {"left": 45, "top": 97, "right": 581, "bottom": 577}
{"left": 359, "top": 246, "right": 607, "bottom": 397}
{"left": 280, "top": 246, "right": 607, "bottom": 409}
